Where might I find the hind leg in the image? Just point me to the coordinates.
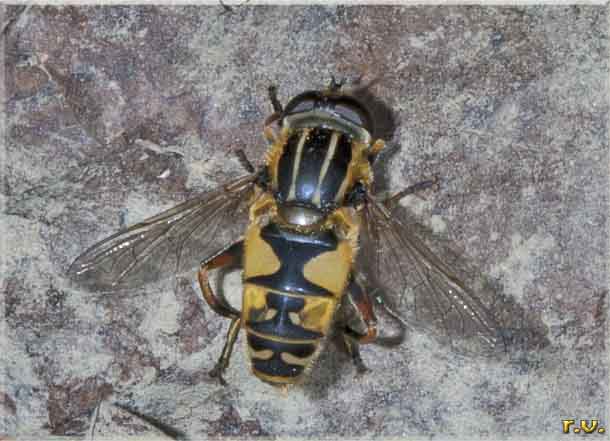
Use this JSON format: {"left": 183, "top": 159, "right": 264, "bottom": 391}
{"left": 208, "top": 317, "right": 241, "bottom": 385}
{"left": 343, "top": 335, "right": 369, "bottom": 375}
{"left": 342, "top": 277, "right": 378, "bottom": 374}
{"left": 198, "top": 241, "right": 243, "bottom": 385}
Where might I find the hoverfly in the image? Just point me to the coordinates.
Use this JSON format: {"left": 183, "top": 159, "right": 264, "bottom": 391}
{"left": 69, "top": 79, "right": 500, "bottom": 388}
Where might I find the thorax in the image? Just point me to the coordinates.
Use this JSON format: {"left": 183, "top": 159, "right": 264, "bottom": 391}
{"left": 270, "top": 127, "right": 363, "bottom": 212}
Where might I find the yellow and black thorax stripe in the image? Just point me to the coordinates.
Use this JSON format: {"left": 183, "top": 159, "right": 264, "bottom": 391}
{"left": 267, "top": 126, "right": 372, "bottom": 211}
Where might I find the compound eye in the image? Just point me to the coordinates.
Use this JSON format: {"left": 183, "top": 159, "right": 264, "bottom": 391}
{"left": 288, "top": 98, "right": 316, "bottom": 114}
{"left": 334, "top": 104, "right": 366, "bottom": 127}
{"left": 284, "top": 92, "right": 320, "bottom": 116}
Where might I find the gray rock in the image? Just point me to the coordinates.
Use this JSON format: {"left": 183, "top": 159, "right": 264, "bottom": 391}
{"left": 2, "top": 4, "right": 607, "bottom": 439}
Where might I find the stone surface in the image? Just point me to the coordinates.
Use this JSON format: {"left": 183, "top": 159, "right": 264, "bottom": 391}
{"left": 2, "top": 4, "right": 607, "bottom": 439}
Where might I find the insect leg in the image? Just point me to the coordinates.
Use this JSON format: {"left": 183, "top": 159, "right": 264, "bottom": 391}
{"left": 263, "top": 86, "right": 284, "bottom": 144}
{"left": 343, "top": 335, "right": 368, "bottom": 374}
{"left": 383, "top": 176, "right": 440, "bottom": 210}
{"left": 343, "top": 277, "right": 378, "bottom": 374}
{"left": 263, "top": 86, "right": 283, "bottom": 142}
{"left": 218, "top": 0, "right": 232, "bottom": 14}
{"left": 209, "top": 316, "right": 241, "bottom": 386}
{"left": 234, "top": 149, "right": 255, "bottom": 173}
{"left": 198, "top": 241, "right": 243, "bottom": 318}
{"left": 268, "top": 85, "right": 283, "bottom": 114}
{"left": 198, "top": 240, "right": 243, "bottom": 384}
{"left": 218, "top": 0, "right": 250, "bottom": 15}
{"left": 329, "top": 75, "right": 346, "bottom": 92}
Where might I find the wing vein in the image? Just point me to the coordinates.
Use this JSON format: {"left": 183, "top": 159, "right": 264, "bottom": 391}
{"left": 113, "top": 198, "right": 229, "bottom": 285}
{"left": 68, "top": 174, "right": 256, "bottom": 291}
{"left": 356, "top": 194, "right": 500, "bottom": 351}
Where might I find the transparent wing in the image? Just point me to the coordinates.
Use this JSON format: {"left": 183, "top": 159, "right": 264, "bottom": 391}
{"left": 68, "top": 174, "right": 257, "bottom": 292}
{"left": 358, "top": 194, "right": 502, "bottom": 352}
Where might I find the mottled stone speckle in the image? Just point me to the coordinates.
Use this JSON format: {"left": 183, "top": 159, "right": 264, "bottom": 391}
{"left": 2, "top": 4, "right": 607, "bottom": 439}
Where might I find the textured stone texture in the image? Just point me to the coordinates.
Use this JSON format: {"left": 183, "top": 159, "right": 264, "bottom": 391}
{"left": 2, "top": 4, "right": 607, "bottom": 439}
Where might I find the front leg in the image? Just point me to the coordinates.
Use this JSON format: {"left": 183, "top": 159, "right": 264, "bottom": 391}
{"left": 198, "top": 241, "right": 243, "bottom": 385}
{"left": 263, "top": 85, "right": 284, "bottom": 143}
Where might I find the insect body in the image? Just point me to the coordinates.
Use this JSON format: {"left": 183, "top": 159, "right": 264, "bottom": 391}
{"left": 69, "top": 80, "right": 500, "bottom": 388}
{"left": 241, "top": 110, "right": 373, "bottom": 383}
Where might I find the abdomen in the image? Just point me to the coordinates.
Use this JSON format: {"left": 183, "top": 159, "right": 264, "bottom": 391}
{"left": 242, "top": 222, "right": 353, "bottom": 385}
